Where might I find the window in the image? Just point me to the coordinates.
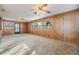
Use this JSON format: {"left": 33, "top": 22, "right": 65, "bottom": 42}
{"left": 45, "top": 21, "right": 52, "bottom": 30}
{"left": 31, "top": 23, "right": 38, "bottom": 30}
{"left": 4, "top": 21, "right": 14, "bottom": 30}
{"left": 37, "top": 22, "right": 43, "bottom": 29}
{"left": 31, "top": 20, "right": 52, "bottom": 31}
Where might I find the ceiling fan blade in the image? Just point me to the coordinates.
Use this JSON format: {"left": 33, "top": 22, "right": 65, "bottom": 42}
{"left": 47, "top": 11, "right": 51, "bottom": 14}
{"left": 33, "top": 12, "right": 37, "bottom": 14}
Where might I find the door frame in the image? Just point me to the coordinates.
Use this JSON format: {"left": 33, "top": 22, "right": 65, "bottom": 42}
{"left": 14, "top": 22, "right": 21, "bottom": 34}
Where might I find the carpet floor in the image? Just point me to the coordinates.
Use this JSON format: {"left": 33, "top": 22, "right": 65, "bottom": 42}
{"left": 0, "top": 34, "right": 78, "bottom": 55}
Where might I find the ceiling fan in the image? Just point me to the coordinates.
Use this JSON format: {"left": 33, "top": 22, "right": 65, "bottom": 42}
{"left": 33, "top": 4, "right": 51, "bottom": 15}
{"left": 0, "top": 8, "right": 6, "bottom": 12}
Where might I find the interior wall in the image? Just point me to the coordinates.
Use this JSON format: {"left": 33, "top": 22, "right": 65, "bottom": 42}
{"left": 20, "top": 22, "right": 28, "bottom": 33}
{"left": 0, "top": 19, "right": 2, "bottom": 38}
{"left": 2, "top": 20, "right": 28, "bottom": 35}
{"left": 28, "top": 9, "right": 79, "bottom": 44}
{"left": 3, "top": 20, "right": 15, "bottom": 35}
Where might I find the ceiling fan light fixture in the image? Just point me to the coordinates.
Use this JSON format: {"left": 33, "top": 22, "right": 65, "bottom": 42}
{"left": 34, "top": 4, "right": 51, "bottom": 15}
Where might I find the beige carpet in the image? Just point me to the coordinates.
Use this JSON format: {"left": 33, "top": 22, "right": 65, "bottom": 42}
{"left": 0, "top": 34, "right": 78, "bottom": 55}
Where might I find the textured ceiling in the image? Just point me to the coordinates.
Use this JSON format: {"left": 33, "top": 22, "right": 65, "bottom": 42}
{"left": 0, "top": 4, "right": 79, "bottom": 22}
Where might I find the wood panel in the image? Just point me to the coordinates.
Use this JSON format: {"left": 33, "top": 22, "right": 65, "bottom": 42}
{"left": 50, "top": 15, "right": 64, "bottom": 40}
{"left": 0, "top": 19, "right": 2, "bottom": 35}
{"left": 3, "top": 20, "right": 28, "bottom": 35}
{"left": 0, "top": 19, "right": 3, "bottom": 39}
{"left": 3, "top": 30, "right": 14, "bottom": 35}
{"left": 28, "top": 9, "right": 79, "bottom": 44}
{"left": 3, "top": 20, "right": 15, "bottom": 35}
{"left": 63, "top": 10, "right": 79, "bottom": 44}
{"left": 28, "top": 18, "right": 51, "bottom": 38}
{"left": 20, "top": 22, "right": 28, "bottom": 33}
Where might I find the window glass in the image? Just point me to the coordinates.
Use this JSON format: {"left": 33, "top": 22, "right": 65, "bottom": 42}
{"left": 31, "top": 20, "right": 52, "bottom": 31}
{"left": 4, "top": 21, "right": 14, "bottom": 30}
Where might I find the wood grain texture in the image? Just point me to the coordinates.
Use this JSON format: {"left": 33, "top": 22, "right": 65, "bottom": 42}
{"left": 20, "top": 22, "right": 28, "bottom": 33}
{"left": 2, "top": 20, "right": 28, "bottom": 35}
{"left": 0, "top": 19, "right": 2, "bottom": 35}
{"left": 28, "top": 9, "right": 79, "bottom": 44}
{"left": 3, "top": 20, "right": 15, "bottom": 35}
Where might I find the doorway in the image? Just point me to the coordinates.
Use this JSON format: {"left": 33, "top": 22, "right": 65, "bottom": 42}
{"left": 15, "top": 23, "right": 20, "bottom": 34}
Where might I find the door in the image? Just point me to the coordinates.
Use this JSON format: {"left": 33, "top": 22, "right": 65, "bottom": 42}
{"left": 15, "top": 23, "right": 20, "bottom": 34}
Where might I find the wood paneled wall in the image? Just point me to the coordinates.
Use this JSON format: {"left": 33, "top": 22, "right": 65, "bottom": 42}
{"left": 0, "top": 19, "right": 2, "bottom": 35}
{"left": 28, "top": 9, "right": 79, "bottom": 44}
{"left": 20, "top": 22, "right": 28, "bottom": 33}
{"left": 3, "top": 20, "right": 15, "bottom": 35}
{"left": 0, "top": 19, "right": 3, "bottom": 39}
{"left": 2, "top": 20, "right": 28, "bottom": 35}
